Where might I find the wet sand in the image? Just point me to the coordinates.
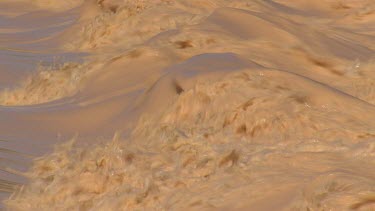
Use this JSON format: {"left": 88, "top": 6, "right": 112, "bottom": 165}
{"left": 0, "top": 0, "right": 375, "bottom": 210}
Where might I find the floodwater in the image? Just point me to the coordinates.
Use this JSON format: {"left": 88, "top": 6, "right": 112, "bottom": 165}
{"left": 0, "top": 0, "right": 375, "bottom": 210}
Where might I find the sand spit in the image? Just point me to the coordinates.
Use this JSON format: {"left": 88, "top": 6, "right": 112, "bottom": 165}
{"left": 1, "top": 0, "right": 375, "bottom": 210}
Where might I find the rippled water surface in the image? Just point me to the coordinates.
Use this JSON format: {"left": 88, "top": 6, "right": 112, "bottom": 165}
{"left": 0, "top": 0, "right": 375, "bottom": 210}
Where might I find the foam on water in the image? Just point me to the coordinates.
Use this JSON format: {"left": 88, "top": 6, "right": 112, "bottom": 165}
{"left": 1, "top": 0, "right": 375, "bottom": 210}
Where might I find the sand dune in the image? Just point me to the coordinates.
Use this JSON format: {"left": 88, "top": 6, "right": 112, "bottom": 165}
{"left": 0, "top": 0, "right": 375, "bottom": 210}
